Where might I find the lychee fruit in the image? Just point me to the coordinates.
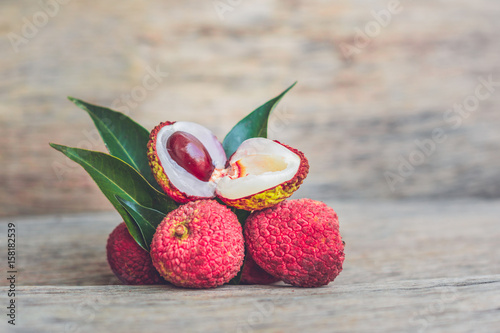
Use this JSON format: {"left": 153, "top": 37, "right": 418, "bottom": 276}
{"left": 244, "top": 199, "right": 345, "bottom": 287}
{"left": 106, "top": 222, "right": 165, "bottom": 285}
{"left": 150, "top": 200, "right": 245, "bottom": 288}
{"left": 240, "top": 252, "right": 280, "bottom": 285}
{"left": 147, "top": 121, "right": 309, "bottom": 210}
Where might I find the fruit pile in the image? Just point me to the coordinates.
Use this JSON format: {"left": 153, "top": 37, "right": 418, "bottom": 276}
{"left": 51, "top": 83, "right": 345, "bottom": 288}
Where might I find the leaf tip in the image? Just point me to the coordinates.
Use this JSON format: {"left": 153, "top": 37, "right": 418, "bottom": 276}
{"left": 284, "top": 81, "right": 297, "bottom": 94}
{"left": 68, "top": 97, "right": 89, "bottom": 111}
{"left": 49, "top": 142, "right": 64, "bottom": 151}
{"left": 67, "top": 96, "right": 83, "bottom": 106}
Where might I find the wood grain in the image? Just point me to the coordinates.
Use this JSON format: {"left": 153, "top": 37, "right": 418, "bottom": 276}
{"left": 0, "top": 199, "right": 498, "bottom": 287}
{"left": 1, "top": 199, "right": 499, "bottom": 332}
{"left": 1, "top": 0, "right": 500, "bottom": 216}
{"left": 11, "top": 276, "right": 500, "bottom": 333}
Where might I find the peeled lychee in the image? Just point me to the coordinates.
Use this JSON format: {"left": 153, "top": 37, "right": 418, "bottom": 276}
{"left": 240, "top": 252, "right": 280, "bottom": 285}
{"left": 244, "top": 199, "right": 345, "bottom": 287}
{"left": 106, "top": 222, "right": 164, "bottom": 285}
{"left": 216, "top": 139, "right": 309, "bottom": 211}
{"left": 147, "top": 121, "right": 227, "bottom": 204}
{"left": 147, "top": 121, "right": 309, "bottom": 210}
{"left": 150, "top": 200, "right": 245, "bottom": 288}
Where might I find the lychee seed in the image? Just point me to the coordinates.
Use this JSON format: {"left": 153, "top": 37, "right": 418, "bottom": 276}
{"left": 167, "top": 131, "right": 215, "bottom": 182}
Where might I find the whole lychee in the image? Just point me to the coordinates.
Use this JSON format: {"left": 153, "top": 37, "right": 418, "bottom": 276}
{"left": 106, "top": 222, "right": 164, "bottom": 285}
{"left": 147, "top": 121, "right": 309, "bottom": 210}
{"left": 244, "top": 199, "right": 345, "bottom": 287}
{"left": 150, "top": 200, "right": 245, "bottom": 288}
{"left": 240, "top": 252, "right": 280, "bottom": 285}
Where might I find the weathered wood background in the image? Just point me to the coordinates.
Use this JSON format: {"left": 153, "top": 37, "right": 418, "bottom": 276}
{"left": 1, "top": 0, "right": 500, "bottom": 216}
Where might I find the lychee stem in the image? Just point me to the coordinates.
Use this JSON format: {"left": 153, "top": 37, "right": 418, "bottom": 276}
{"left": 175, "top": 225, "right": 186, "bottom": 237}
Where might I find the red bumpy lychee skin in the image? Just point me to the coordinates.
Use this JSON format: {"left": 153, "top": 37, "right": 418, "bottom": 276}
{"left": 240, "top": 252, "right": 280, "bottom": 285}
{"left": 244, "top": 199, "right": 345, "bottom": 287}
{"left": 150, "top": 200, "right": 245, "bottom": 289}
{"left": 106, "top": 222, "right": 165, "bottom": 285}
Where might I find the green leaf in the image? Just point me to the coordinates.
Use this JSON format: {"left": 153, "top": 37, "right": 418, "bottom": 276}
{"left": 222, "top": 82, "right": 297, "bottom": 157}
{"left": 49, "top": 144, "right": 177, "bottom": 245}
{"left": 121, "top": 210, "right": 148, "bottom": 251}
{"left": 232, "top": 208, "right": 250, "bottom": 228}
{"left": 116, "top": 196, "right": 166, "bottom": 251}
{"left": 67, "top": 97, "right": 161, "bottom": 191}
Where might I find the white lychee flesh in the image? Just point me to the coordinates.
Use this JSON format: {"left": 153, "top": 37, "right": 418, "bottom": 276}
{"left": 216, "top": 138, "right": 301, "bottom": 200}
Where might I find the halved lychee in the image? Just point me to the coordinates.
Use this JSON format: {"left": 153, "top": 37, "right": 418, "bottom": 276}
{"left": 147, "top": 121, "right": 309, "bottom": 210}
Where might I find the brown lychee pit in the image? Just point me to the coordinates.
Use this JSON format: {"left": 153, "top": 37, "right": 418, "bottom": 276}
{"left": 167, "top": 131, "right": 215, "bottom": 182}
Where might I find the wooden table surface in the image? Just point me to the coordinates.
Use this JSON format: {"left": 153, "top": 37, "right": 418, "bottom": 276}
{"left": 1, "top": 199, "right": 499, "bottom": 332}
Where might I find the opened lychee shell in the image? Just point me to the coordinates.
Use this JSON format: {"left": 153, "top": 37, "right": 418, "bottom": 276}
{"left": 147, "top": 121, "right": 227, "bottom": 203}
{"left": 218, "top": 141, "right": 309, "bottom": 210}
{"left": 147, "top": 121, "right": 309, "bottom": 210}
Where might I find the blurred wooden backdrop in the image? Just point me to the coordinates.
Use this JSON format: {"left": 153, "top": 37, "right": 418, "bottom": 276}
{"left": 1, "top": 0, "right": 499, "bottom": 217}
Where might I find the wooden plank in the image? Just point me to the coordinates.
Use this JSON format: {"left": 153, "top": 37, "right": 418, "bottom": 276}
{"left": 1, "top": 200, "right": 499, "bottom": 286}
{"left": 1, "top": 199, "right": 499, "bottom": 331}
{"left": 9, "top": 275, "right": 500, "bottom": 332}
